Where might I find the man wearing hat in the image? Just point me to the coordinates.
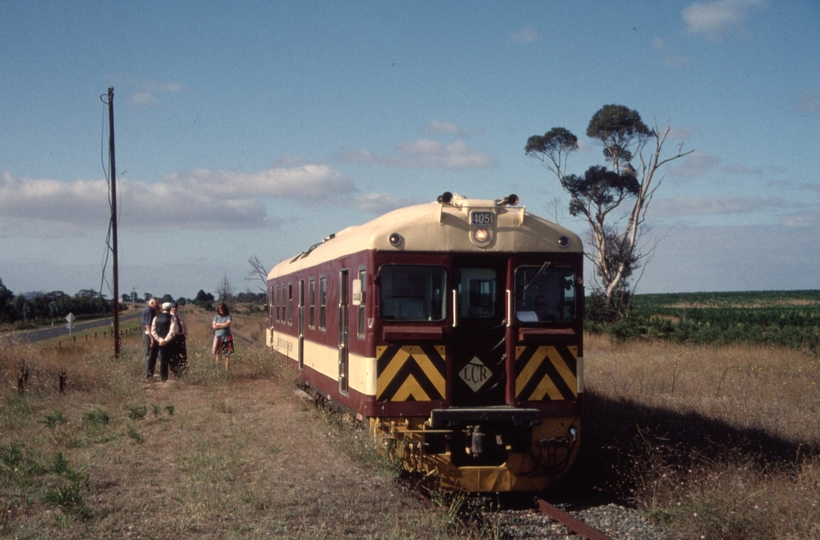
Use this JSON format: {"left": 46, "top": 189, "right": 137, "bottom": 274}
{"left": 142, "top": 298, "right": 160, "bottom": 381}
{"left": 150, "top": 302, "right": 179, "bottom": 382}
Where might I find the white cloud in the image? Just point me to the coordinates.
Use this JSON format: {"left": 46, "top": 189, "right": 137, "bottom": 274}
{"left": 652, "top": 37, "right": 690, "bottom": 68}
{"left": 164, "top": 164, "right": 354, "bottom": 200}
{"left": 0, "top": 164, "right": 355, "bottom": 234}
{"left": 653, "top": 195, "right": 798, "bottom": 217}
{"left": 426, "top": 120, "right": 469, "bottom": 137}
{"left": 511, "top": 26, "right": 538, "bottom": 44}
{"left": 141, "top": 79, "right": 184, "bottom": 93}
{"left": 106, "top": 74, "right": 184, "bottom": 108}
{"left": 394, "top": 139, "right": 496, "bottom": 169}
{"left": 347, "top": 193, "right": 422, "bottom": 214}
{"left": 130, "top": 92, "right": 159, "bottom": 107}
{"left": 671, "top": 151, "right": 720, "bottom": 177}
{"left": 780, "top": 211, "right": 820, "bottom": 228}
{"left": 0, "top": 171, "right": 110, "bottom": 225}
{"left": 682, "top": 0, "right": 766, "bottom": 41}
{"left": 723, "top": 163, "right": 784, "bottom": 176}
{"left": 336, "top": 139, "right": 495, "bottom": 170}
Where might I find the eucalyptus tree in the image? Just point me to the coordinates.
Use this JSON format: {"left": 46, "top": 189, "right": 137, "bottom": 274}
{"left": 526, "top": 104, "right": 693, "bottom": 319}
{"left": 0, "top": 279, "right": 14, "bottom": 323}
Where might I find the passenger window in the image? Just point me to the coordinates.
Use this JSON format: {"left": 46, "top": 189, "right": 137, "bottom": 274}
{"left": 379, "top": 265, "right": 446, "bottom": 321}
{"left": 515, "top": 266, "right": 576, "bottom": 323}
{"left": 309, "top": 278, "right": 315, "bottom": 328}
{"left": 319, "top": 277, "right": 327, "bottom": 329}
{"left": 357, "top": 269, "right": 366, "bottom": 338}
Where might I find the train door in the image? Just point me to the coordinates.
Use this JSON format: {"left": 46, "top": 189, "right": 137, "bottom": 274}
{"left": 338, "top": 269, "right": 349, "bottom": 395}
{"left": 449, "top": 257, "right": 507, "bottom": 406}
{"left": 297, "top": 280, "right": 305, "bottom": 370}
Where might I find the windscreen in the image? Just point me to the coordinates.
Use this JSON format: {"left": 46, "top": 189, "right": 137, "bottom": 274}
{"left": 379, "top": 265, "right": 446, "bottom": 321}
{"left": 514, "top": 266, "right": 576, "bottom": 323}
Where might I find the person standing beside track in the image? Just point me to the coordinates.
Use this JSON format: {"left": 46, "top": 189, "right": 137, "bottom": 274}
{"left": 142, "top": 297, "right": 160, "bottom": 381}
{"left": 212, "top": 302, "right": 233, "bottom": 370}
{"left": 151, "top": 302, "right": 178, "bottom": 382}
{"left": 169, "top": 302, "right": 188, "bottom": 376}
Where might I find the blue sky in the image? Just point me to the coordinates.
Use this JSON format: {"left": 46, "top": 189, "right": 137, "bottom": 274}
{"left": 1, "top": 0, "right": 818, "bottom": 299}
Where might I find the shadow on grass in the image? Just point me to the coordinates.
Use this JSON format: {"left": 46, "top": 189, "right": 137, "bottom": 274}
{"left": 540, "top": 391, "right": 819, "bottom": 508}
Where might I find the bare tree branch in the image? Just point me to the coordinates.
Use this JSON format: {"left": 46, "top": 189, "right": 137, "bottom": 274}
{"left": 215, "top": 273, "right": 234, "bottom": 303}
{"left": 245, "top": 255, "right": 269, "bottom": 293}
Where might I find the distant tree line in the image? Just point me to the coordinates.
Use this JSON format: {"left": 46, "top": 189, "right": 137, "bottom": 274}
{"left": 0, "top": 276, "right": 271, "bottom": 327}
{"left": 0, "top": 278, "right": 119, "bottom": 326}
{"left": 120, "top": 289, "right": 264, "bottom": 311}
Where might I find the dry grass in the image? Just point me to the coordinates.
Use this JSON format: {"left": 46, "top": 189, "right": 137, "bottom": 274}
{"left": 4, "top": 308, "right": 819, "bottom": 539}
{"left": 0, "top": 307, "right": 485, "bottom": 539}
{"left": 575, "top": 334, "right": 820, "bottom": 539}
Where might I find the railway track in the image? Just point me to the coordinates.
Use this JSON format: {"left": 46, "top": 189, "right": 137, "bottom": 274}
{"left": 489, "top": 498, "right": 680, "bottom": 539}
{"left": 485, "top": 498, "right": 613, "bottom": 540}
{"left": 531, "top": 498, "right": 613, "bottom": 539}
{"left": 231, "top": 330, "right": 264, "bottom": 348}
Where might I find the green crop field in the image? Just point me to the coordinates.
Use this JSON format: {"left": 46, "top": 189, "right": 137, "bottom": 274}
{"left": 597, "top": 290, "right": 820, "bottom": 353}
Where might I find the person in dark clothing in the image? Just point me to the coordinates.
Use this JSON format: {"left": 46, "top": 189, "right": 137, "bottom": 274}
{"left": 142, "top": 298, "right": 160, "bottom": 381}
{"left": 150, "top": 302, "right": 178, "bottom": 382}
{"left": 169, "top": 302, "right": 188, "bottom": 376}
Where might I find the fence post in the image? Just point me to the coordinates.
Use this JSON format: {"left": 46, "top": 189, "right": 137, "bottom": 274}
{"left": 17, "top": 364, "right": 28, "bottom": 395}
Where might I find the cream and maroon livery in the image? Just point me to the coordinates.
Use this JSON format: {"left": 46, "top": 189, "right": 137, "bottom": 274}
{"left": 267, "top": 193, "right": 583, "bottom": 492}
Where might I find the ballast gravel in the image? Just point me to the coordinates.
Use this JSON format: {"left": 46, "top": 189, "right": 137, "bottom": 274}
{"left": 493, "top": 503, "right": 682, "bottom": 539}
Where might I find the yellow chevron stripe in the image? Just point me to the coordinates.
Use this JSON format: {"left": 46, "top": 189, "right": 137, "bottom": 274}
{"left": 529, "top": 374, "right": 564, "bottom": 401}
{"left": 391, "top": 374, "right": 430, "bottom": 401}
{"left": 377, "top": 347, "right": 411, "bottom": 394}
{"left": 405, "top": 346, "right": 446, "bottom": 397}
{"left": 545, "top": 347, "right": 578, "bottom": 398}
{"left": 515, "top": 345, "right": 546, "bottom": 397}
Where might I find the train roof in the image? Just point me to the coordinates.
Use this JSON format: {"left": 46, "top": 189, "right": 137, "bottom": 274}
{"left": 268, "top": 194, "right": 583, "bottom": 279}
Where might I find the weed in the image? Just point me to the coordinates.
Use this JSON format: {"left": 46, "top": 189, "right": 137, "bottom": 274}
{"left": 41, "top": 478, "right": 93, "bottom": 521}
{"left": 0, "top": 442, "right": 24, "bottom": 469}
{"left": 42, "top": 410, "right": 67, "bottom": 428}
{"left": 127, "top": 405, "right": 147, "bottom": 421}
{"left": 83, "top": 408, "right": 110, "bottom": 427}
{"left": 126, "top": 425, "right": 144, "bottom": 444}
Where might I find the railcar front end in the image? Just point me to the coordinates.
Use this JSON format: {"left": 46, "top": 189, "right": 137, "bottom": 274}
{"left": 267, "top": 193, "right": 583, "bottom": 492}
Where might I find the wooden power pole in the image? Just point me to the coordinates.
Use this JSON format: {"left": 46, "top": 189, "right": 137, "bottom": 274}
{"left": 107, "top": 87, "right": 121, "bottom": 358}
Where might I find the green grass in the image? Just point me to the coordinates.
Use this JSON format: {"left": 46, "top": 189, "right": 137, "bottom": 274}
{"left": 595, "top": 290, "right": 820, "bottom": 353}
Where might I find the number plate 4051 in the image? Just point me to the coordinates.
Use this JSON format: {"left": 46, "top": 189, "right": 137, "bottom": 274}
{"left": 471, "top": 211, "right": 493, "bottom": 226}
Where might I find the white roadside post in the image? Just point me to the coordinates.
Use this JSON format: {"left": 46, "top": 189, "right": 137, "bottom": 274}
{"left": 65, "top": 312, "right": 76, "bottom": 338}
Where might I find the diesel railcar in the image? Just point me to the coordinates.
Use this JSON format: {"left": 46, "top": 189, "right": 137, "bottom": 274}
{"left": 266, "top": 192, "right": 584, "bottom": 492}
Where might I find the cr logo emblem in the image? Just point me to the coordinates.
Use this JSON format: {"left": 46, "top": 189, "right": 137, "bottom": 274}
{"left": 459, "top": 357, "right": 491, "bottom": 392}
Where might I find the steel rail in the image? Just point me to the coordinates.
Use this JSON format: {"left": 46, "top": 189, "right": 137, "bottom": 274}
{"left": 232, "top": 330, "right": 265, "bottom": 348}
{"left": 535, "top": 498, "right": 615, "bottom": 540}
